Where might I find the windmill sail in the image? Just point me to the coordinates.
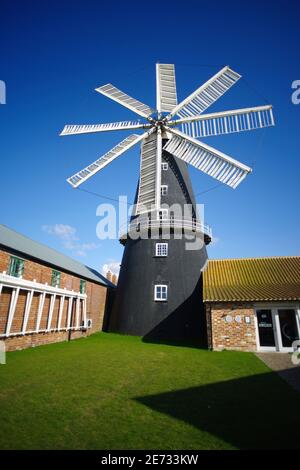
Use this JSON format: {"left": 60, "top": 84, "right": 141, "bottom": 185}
{"left": 62, "top": 62, "right": 274, "bottom": 196}
{"left": 176, "top": 105, "right": 274, "bottom": 138}
{"left": 95, "top": 84, "right": 155, "bottom": 119}
{"left": 166, "top": 66, "right": 241, "bottom": 120}
{"left": 60, "top": 120, "right": 149, "bottom": 136}
{"left": 67, "top": 132, "right": 152, "bottom": 188}
{"left": 156, "top": 64, "right": 177, "bottom": 113}
{"left": 164, "top": 128, "right": 251, "bottom": 188}
{"left": 135, "top": 132, "right": 159, "bottom": 215}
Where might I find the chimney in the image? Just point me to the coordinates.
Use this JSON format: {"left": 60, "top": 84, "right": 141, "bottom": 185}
{"left": 106, "top": 270, "right": 112, "bottom": 282}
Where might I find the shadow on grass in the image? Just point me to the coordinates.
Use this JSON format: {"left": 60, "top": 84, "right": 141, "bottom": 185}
{"left": 134, "top": 371, "right": 300, "bottom": 449}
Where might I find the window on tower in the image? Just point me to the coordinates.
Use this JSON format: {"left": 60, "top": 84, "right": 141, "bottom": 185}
{"left": 161, "top": 185, "right": 168, "bottom": 196}
{"left": 154, "top": 284, "right": 168, "bottom": 301}
{"left": 158, "top": 209, "right": 168, "bottom": 221}
{"left": 161, "top": 162, "right": 168, "bottom": 171}
{"left": 155, "top": 243, "right": 168, "bottom": 257}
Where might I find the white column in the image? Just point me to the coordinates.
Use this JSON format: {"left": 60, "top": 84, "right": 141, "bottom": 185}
{"left": 272, "top": 308, "right": 281, "bottom": 351}
{"left": 296, "top": 308, "right": 300, "bottom": 338}
{"left": 57, "top": 295, "right": 65, "bottom": 331}
{"left": 0, "top": 284, "right": 3, "bottom": 296}
{"left": 83, "top": 297, "right": 87, "bottom": 328}
{"left": 67, "top": 297, "right": 73, "bottom": 330}
{"left": 36, "top": 292, "right": 46, "bottom": 333}
{"left": 75, "top": 297, "right": 80, "bottom": 329}
{"left": 22, "top": 289, "right": 34, "bottom": 335}
{"left": 47, "top": 294, "right": 56, "bottom": 332}
{"left": 6, "top": 287, "right": 20, "bottom": 337}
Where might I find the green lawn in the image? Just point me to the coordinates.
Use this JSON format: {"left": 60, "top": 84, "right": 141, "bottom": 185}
{"left": 0, "top": 333, "right": 300, "bottom": 450}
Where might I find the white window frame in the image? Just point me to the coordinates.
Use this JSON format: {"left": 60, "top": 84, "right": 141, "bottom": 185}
{"left": 161, "top": 162, "right": 168, "bottom": 170}
{"left": 158, "top": 209, "right": 168, "bottom": 220}
{"left": 8, "top": 256, "right": 25, "bottom": 279}
{"left": 161, "top": 185, "right": 168, "bottom": 196}
{"left": 154, "top": 284, "right": 168, "bottom": 302}
{"left": 155, "top": 243, "right": 168, "bottom": 257}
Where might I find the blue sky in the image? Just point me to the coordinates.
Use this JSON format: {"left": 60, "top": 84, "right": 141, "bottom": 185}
{"left": 0, "top": 0, "right": 299, "bottom": 275}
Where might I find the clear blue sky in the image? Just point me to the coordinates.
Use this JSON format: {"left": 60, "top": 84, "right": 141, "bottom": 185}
{"left": 0, "top": 0, "right": 299, "bottom": 275}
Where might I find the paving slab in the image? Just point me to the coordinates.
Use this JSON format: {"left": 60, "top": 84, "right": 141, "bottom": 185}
{"left": 256, "top": 352, "right": 300, "bottom": 393}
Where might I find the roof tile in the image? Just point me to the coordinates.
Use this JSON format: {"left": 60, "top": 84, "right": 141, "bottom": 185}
{"left": 203, "top": 257, "right": 300, "bottom": 302}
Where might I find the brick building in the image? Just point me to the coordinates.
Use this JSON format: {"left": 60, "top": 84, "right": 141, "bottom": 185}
{"left": 1, "top": 222, "right": 299, "bottom": 354}
{"left": 204, "top": 257, "right": 300, "bottom": 352}
{"left": 0, "top": 225, "right": 114, "bottom": 351}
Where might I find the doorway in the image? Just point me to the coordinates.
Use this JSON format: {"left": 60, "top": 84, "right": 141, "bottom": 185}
{"left": 255, "top": 307, "right": 300, "bottom": 352}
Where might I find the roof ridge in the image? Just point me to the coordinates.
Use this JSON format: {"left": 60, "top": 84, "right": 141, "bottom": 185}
{"left": 0, "top": 224, "right": 114, "bottom": 288}
{"left": 0, "top": 224, "right": 89, "bottom": 271}
{"left": 208, "top": 255, "right": 300, "bottom": 262}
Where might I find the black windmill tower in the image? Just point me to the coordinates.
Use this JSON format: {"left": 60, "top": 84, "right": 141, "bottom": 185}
{"left": 61, "top": 63, "right": 274, "bottom": 342}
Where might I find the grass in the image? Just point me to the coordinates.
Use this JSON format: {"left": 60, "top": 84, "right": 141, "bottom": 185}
{"left": 0, "top": 332, "right": 300, "bottom": 450}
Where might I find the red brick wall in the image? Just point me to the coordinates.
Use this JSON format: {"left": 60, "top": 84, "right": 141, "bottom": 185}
{"left": 0, "top": 248, "right": 109, "bottom": 351}
{"left": 206, "top": 302, "right": 257, "bottom": 352}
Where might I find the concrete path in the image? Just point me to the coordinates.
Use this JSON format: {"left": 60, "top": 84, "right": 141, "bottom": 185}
{"left": 256, "top": 352, "right": 300, "bottom": 393}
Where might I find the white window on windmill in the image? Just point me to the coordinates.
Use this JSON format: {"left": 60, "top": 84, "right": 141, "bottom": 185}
{"left": 161, "top": 185, "right": 168, "bottom": 196}
{"left": 158, "top": 209, "right": 168, "bottom": 221}
{"left": 161, "top": 162, "right": 168, "bottom": 171}
{"left": 156, "top": 243, "right": 168, "bottom": 257}
{"left": 154, "top": 284, "right": 168, "bottom": 301}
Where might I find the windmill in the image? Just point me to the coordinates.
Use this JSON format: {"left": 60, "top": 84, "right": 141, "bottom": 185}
{"left": 60, "top": 64, "right": 274, "bottom": 342}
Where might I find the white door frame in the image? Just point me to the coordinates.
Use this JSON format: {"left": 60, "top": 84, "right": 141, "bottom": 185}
{"left": 254, "top": 304, "right": 300, "bottom": 352}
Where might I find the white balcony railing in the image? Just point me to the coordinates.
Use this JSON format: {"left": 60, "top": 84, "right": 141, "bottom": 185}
{"left": 119, "top": 217, "right": 212, "bottom": 243}
{"left": 0, "top": 272, "right": 87, "bottom": 339}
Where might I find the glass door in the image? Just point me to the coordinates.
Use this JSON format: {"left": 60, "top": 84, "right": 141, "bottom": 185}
{"left": 277, "top": 309, "right": 299, "bottom": 351}
{"left": 256, "top": 309, "right": 276, "bottom": 350}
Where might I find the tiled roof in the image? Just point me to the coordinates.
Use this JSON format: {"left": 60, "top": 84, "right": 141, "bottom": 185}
{"left": 0, "top": 224, "right": 114, "bottom": 288}
{"left": 203, "top": 256, "right": 300, "bottom": 302}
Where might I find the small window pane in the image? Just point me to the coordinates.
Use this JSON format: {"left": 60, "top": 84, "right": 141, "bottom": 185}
{"left": 161, "top": 162, "right": 168, "bottom": 170}
{"left": 161, "top": 185, "right": 168, "bottom": 196}
{"left": 51, "top": 270, "right": 61, "bottom": 288}
{"left": 80, "top": 280, "right": 86, "bottom": 294}
{"left": 8, "top": 257, "right": 24, "bottom": 278}
{"left": 154, "top": 284, "right": 168, "bottom": 301}
{"left": 156, "top": 243, "right": 168, "bottom": 257}
{"left": 159, "top": 209, "right": 168, "bottom": 220}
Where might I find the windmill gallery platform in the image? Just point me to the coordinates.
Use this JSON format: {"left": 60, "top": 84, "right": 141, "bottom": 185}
{"left": 0, "top": 225, "right": 299, "bottom": 353}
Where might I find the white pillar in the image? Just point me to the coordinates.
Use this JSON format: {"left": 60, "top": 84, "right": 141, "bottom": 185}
{"left": 67, "top": 297, "right": 73, "bottom": 330}
{"left": 6, "top": 287, "right": 20, "bottom": 337}
{"left": 75, "top": 297, "right": 80, "bottom": 329}
{"left": 47, "top": 294, "right": 56, "bottom": 332}
{"left": 36, "top": 292, "right": 46, "bottom": 333}
{"left": 57, "top": 296, "right": 65, "bottom": 331}
{"left": 83, "top": 297, "right": 87, "bottom": 328}
{"left": 22, "top": 289, "right": 34, "bottom": 335}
